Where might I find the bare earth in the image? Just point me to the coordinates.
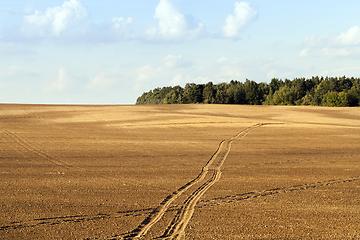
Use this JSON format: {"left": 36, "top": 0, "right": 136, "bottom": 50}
{"left": 0, "top": 104, "right": 359, "bottom": 239}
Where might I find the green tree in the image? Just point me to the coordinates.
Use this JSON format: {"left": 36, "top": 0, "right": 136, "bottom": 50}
{"left": 183, "top": 83, "right": 195, "bottom": 103}
{"left": 136, "top": 75, "right": 360, "bottom": 107}
{"left": 326, "top": 91, "right": 348, "bottom": 107}
{"left": 269, "top": 78, "right": 284, "bottom": 92}
{"left": 244, "top": 80, "right": 260, "bottom": 105}
{"left": 163, "top": 86, "right": 184, "bottom": 104}
{"left": 347, "top": 87, "right": 360, "bottom": 106}
{"left": 214, "top": 83, "right": 227, "bottom": 104}
{"left": 203, "top": 82, "right": 215, "bottom": 104}
{"left": 265, "top": 86, "right": 295, "bottom": 105}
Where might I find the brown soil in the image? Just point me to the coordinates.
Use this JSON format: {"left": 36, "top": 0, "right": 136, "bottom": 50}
{"left": 0, "top": 104, "right": 359, "bottom": 239}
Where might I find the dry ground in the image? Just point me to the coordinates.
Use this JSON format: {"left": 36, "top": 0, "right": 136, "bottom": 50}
{"left": 0, "top": 104, "right": 359, "bottom": 239}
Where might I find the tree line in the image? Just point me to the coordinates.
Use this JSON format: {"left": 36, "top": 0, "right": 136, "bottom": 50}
{"left": 136, "top": 76, "right": 360, "bottom": 107}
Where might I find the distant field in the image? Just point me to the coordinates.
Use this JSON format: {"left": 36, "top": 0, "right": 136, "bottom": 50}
{"left": 1, "top": 104, "right": 359, "bottom": 239}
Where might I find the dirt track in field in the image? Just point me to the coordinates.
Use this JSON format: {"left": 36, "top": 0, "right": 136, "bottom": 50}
{"left": 123, "top": 124, "right": 263, "bottom": 240}
{"left": 1, "top": 104, "right": 360, "bottom": 239}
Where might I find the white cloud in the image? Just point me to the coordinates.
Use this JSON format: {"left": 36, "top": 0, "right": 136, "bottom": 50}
{"left": 303, "top": 34, "right": 327, "bottom": 47}
{"left": 221, "top": 2, "right": 258, "bottom": 38}
{"left": 137, "top": 65, "right": 162, "bottom": 82}
{"left": 144, "top": 0, "right": 205, "bottom": 41}
{"left": 43, "top": 68, "right": 68, "bottom": 92}
{"left": 86, "top": 73, "right": 115, "bottom": 90}
{"left": 22, "top": 0, "right": 87, "bottom": 37}
{"left": 112, "top": 17, "right": 133, "bottom": 30}
{"left": 134, "top": 64, "right": 164, "bottom": 90}
{"left": 321, "top": 47, "right": 360, "bottom": 57}
{"left": 217, "top": 56, "right": 229, "bottom": 64}
{"left": 335, "top": 26, "right": 360, "bottom": 46}
{"left": 164, "top": 55, "right": 192, "bottom": 68}
{"left": 301, "top": 26, "right": 360, "bottom": 57}
{"left": 300, "top": 46, "right": 360, "bottom": 58}
{"left": 299, "top": 48, "right": 310, "bottom": 58}
{"left": 303, "top": 26, "right": 360, "bottom": 48}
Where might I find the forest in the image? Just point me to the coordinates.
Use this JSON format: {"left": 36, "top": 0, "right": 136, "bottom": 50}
{"left": 136, "top": 76, "right": 360, "bottom": 107}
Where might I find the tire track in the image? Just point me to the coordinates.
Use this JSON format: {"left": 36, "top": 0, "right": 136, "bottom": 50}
{"left": 2, "top": 130, "right": 146, "bottom": 185}
{"left": 2, "top": 129, "right": 73, "bottom": 168}
{"left": 2, "top": 176, "right": 358, "bottom": 234}
{"left": 25, "top": 110, "right": 50, "bottom": 126}
{"left": 1, "top": 128, "right": 163, "bottom": 234}
{"left": 25, "top": 109, "right": 66, "bottom": 130}
{"left": 199, "top": 176, "right": 360, "bottom": 208}
{"left": 157, "top": 124, "right": 262, "bottom": 239}
{"left": 0, "top": 209, "right": 155, "bottom": 232}
{"left": 4, "top": 117, "right": 357, "bottom": 239}
{"left": 118, "top": 124, "right": 262, "bottom": 239}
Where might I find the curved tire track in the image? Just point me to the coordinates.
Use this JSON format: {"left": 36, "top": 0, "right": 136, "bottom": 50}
{"left": 120, "top": 124, "right": 262, "bottom": 239}
{"left": 157, "top": 124, "right": 262, "bottom": 239}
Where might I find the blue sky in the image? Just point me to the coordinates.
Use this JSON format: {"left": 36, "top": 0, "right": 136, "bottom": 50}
{"left": 1, "top": 0, "right": 360, "bottom": 104}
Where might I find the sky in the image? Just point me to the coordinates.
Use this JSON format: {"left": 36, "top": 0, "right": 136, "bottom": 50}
{"left": 1, "top": 0, "right": 360, "bottom": 104}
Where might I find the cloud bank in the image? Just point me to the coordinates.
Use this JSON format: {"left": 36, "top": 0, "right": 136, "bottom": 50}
{"left": 300, "top": 25, "right": 360, "bottom": 57}
{"left": 3, "top": 0, "right": 259, "bottom": 43}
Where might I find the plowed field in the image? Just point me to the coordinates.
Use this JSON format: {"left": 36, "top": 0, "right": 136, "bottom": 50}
{"left": 1, "top": 104, "right": 359, "bottom": 239}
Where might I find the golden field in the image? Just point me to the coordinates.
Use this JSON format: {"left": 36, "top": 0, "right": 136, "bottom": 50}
{"left": 0, "top": 104, "right": 359, "bottom": 239}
